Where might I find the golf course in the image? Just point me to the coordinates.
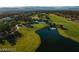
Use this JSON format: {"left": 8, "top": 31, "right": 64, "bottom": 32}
{"left": 0, "top": 13, "right": 79, "bottom": 52}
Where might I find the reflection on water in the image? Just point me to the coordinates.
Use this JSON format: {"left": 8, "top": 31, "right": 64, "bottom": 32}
{"left": 36, "top": 27, "right": 79, "bottom": 52}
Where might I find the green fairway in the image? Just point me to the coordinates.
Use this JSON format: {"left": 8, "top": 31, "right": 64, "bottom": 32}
{"left": 1, "top": 13, "right": 79, "bottom": 52}
{"left": 16, "top": 26, "right": 41, "bottom": 51}
{"left": 0, "top": 26, "right": 40, "bottom": 51}
{"left": 0, "top": 23, "right": 48, "bottom": 51}
{"left": 49, "top": 14, "right": 79, "bottom": 42}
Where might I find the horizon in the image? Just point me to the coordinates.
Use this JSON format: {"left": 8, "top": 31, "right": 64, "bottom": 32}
{"left": 0, "top": 6, "right": 79, "bottom": 8}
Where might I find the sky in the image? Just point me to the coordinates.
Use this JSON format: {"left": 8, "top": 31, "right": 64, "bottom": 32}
{"left": 0, "top": 0, "right": 79, "bottom": 7}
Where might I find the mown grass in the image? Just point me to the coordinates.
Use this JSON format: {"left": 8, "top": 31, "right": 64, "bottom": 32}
{"left": 0, "top": 22, "right": 48, "bottom": 51}
{"left": 49, "top": 14, "right": 79, "bottom": 42}
{"left": 16, "top": 26, "right": 41, "bottom": 51}
{"left": 0, "top": 26, "right": 40, "bottom": 52}
{"left": 32, "top": 23, "right": 48, "bottom": 30}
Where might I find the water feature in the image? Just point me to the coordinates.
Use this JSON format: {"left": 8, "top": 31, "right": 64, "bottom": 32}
{"left": 36, "top": 27, "right": 79, "bottom": 52}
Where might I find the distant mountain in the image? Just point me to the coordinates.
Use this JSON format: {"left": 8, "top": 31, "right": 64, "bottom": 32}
{"left": 0, "top": 6, "right": 79, "bottom": 13}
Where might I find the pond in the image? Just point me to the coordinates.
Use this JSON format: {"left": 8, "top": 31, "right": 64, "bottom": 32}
{"left": 36, "top": 27, "right": 79, "bottom": 52}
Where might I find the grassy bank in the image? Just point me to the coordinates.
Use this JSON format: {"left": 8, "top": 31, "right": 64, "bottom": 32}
{"left": 0, "top": 23, "right": 48, "bottom": 51}
{"left": 49, "top": 14, "right": 79, "bottom": 42}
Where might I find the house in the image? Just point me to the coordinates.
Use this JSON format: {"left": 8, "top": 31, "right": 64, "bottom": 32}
{"left": 0, "top": 17, "right": 12, "bottom": 22}
{"left": 16, "top": 24, "right": 20, "bottom": 30}
{"left": 34, "top": 19, "right": 46, "bottom": 24}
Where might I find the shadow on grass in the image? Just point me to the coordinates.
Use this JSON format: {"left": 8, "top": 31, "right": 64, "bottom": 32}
{"left": 36, "top": 27, "right": 79, "bottom": 52}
